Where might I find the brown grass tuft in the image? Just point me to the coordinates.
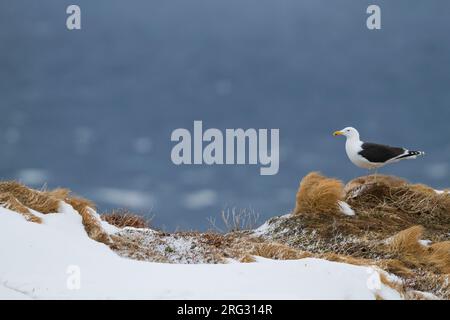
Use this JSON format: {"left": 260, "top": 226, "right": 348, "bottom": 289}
{"left": 408, "top": 184, "right": 438, "bottom": 195}
{"left": 0, "top": 180, "right": 111, "bottom": 245}
{"left": 67, "top": 197, "right": 111, "bottom": 245}
{"left": 0, "top": 192, "right": 42, "bottom": 223}
{"left": 379, "top": 273, "right": 406, "bottom": 296}
{"left": 319, "top": 252, "right": 373, "bottom": 267}
{"left": 387, "top": 225, "right": 425, "bottom": 258}
{"left": 385, "top": 226, "right": 450, "bottom": 275}
{"left": 239, "top": 254, "right": 256, "bottom": 263}
{"left": 43, "top": 187, "right": 70, "bottom": 199}
{"left": 66, "top": 196, "right": 96, "bottom": 212}
{"left": 428, "top": 241, "right": 450, "bottom": 274}
{"left": 251, "top": 242, "right": 311, "bottom": 260}
{"left": 101, "top": 209, "right": 150, "bottom": 229}
{"left": 344, "top": 175, "right": 407, "bottom": 195}
{"left": 379, "top": 259, "right": 415, "bottom": 277}
{"left": 0, "top": 181, "right": 60, "bottom": 213}
{"left": 293, "top": 172, "right": 344, "bottom": 215}
{"left": 345, "top": 178, "right": 450, "bottom": 234}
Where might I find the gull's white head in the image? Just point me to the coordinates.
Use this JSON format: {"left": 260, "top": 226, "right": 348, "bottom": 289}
{"left": 333, "top": 127, "right": 360, "bottom": 139}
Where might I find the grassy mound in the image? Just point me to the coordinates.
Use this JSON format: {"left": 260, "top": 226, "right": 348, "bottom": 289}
{"left": 257, "top": 172, "right": 450, "bottom": 299}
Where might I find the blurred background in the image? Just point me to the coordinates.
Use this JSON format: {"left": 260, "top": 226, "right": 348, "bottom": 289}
{"left": 1, "top": 0, "right": 449, "bottom": 230}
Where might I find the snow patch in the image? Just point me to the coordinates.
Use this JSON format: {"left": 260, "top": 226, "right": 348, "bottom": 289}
{"left": 253, "top": 213, "right": 291, "bottom": 237}
{"left": 419, "top": 239, "right": 432, "bottom": 247}
{"left": 338, "top": 201, "right": 355, "bottom": 216}
{"left": 0, "top": 205, "right": 403, "bottom": 299}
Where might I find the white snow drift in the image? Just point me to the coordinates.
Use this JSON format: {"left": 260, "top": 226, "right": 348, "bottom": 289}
{"left": 0, "top": 202, "right": 401, "bottom": 300}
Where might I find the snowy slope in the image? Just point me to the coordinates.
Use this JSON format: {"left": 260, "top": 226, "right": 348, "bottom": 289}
{"left": 0, "top": 203, "right": 401, "bottom": 300}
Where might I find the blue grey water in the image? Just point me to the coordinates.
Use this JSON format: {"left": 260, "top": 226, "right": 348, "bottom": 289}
{"left": 1, "top": 1, "right": 449, "bottom": 230}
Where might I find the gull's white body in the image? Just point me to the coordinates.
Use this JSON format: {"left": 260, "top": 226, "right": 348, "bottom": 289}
{"left": 335, "top": 127, "right": 423, "bottom": 170}
{"left": 344, "top": 136, "right": 381, "bottom": 169}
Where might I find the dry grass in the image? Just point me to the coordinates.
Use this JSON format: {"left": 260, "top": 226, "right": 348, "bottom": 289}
{"left": 383, "top": 225, "right": 450, "bottom": 274}
{"left": 428, "top": 241, "right": 450, "bottom": 274}
{"left": 0, "top": 192, "right": 42, "bottom": 223}
{"left": 208, "top": 207, "right": 260, "bottom": 233}
{"left": 390, "top": 187, "right": 450, "bottom": 222}
{"left": 387, "top": 226, "right": 426, "bottom": 263}
{"left": 319, "top": 252, "right": 373, "bottom": 267}
{"left": 344, "top": 175, "right": 407, "bottom": 195}
{"left": 239, "top": 254, "right": 256, "bottom": 263}
{"left": 0, "top": 180, "right": 111, "bottom": 245}
{"left": 251, "top": 242, "right": 311, "bottom": 260}
{"left": 408, "top": 273, "right": 450, "bottom": 299}
{"left": 347, "top": 180, "right": 450, "bottom": 228}
{"left": 378, "top": 259, "right": 415, "bottom": 277}
{"left": 68, "top": 197, "right": 111, "bottom": 245}
{"left": 293, "top": 172, "right": 344, "bottom": 215}
{"left": 379, "top": 273, "right": 406, "bottom": 297}
{"left": 0, "top": 181, "right": 60, "bottom": 213}
{"left": 101, "top": 209, "right": 150, "bottom": 229}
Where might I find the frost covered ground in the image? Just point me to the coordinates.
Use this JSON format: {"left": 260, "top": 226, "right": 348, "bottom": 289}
{"left": 0, "top": 203, "right": 401, "bottom": 300}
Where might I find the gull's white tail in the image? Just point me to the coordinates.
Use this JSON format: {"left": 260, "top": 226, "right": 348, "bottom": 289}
{"left": 396, "top": 150, "right": 425, "bottom": 160}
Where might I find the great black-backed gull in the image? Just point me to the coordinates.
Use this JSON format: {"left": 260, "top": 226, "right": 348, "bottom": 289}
{"left": 333, "top": 127, "right": 424, "bottom": 179}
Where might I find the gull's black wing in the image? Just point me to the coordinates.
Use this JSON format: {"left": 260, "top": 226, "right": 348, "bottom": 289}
{"left": 358, "top": 142, "right": 406, "bottom": 163}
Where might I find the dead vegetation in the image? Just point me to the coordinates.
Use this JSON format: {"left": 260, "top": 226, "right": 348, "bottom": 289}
{"left": 0, "top": 192, "right": 42, "bottom": 223}
{"left": 0, "top": 180, "right": 111, "bottom": 245}
{"left": 387, "top": 226, "right": 426, "bottom": 258}
{"left": 250, "top": 243, "right": 311, "bottom": 260}
{"left": 208, "top": 207, "right": 260, "bottom": 232}
{"left": 0, "top": 181, "right": 62, "bottom": 214}
{"left": 386, "top": 226, "right": 450, "bottom": 275}
{"left": 346, "top": 178, "right": 450, "bottom": 234}
{"left": 101, "top": 209, "right": 151, "bottom": 229}
{"left": 293, "top": 172, "right": 344, "bottom": 215}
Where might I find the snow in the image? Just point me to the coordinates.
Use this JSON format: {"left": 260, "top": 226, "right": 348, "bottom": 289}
{"left": 338, "top": 201, "right": 356, "bottom": 216}
{"left": 253, "top": 221, "right": 271, "bottom": 236}
{"left": 0, "top": 203, "right": 402, "bottom": 300}
{"left": 115, "top": 227, "right": 217, "bottom": 263}
{"left": 419, "top": 239, "right": 432, "bottom": 247}
{"left": 253, "top": 213, "right": 291, "bottom": 237}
